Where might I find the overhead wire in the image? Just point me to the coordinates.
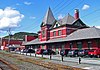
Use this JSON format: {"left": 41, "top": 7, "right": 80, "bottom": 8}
{"left": 15, "top": 0, "right": 99, "bottom": 32}
{"left": 15, "top": 0, "right": 69, "bottom": 31}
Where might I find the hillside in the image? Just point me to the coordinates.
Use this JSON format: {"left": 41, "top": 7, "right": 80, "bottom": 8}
{"left": 3, "top": 32, "right": 38, "bottom": 40}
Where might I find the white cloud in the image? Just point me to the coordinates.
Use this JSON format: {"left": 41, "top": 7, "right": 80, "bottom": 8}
{"left": 24, "top": 2, "right": 31, "bottom": 5}
{"left": 58, "top": 14, "right": 64, "bottom": 19}
{"left": 96, "top": 26, "right": 100, "bottom": 29}
{"left": 0, "top": 7, "right": 24, "bottom": 29}
{"left": 82, "top": 4, "right": 90, "bottom": 10}
{"left": 30, "top": 16, "right": 36, "bottom": 19}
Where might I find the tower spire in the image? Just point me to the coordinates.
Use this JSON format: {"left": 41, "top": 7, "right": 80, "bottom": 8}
{"left": 42, "top": 7, "right": 55, "bottom": 26}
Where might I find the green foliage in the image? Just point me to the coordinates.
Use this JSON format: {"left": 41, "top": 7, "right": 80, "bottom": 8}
{"left": 3, "top": 32, "right": 38, "bottom": 40}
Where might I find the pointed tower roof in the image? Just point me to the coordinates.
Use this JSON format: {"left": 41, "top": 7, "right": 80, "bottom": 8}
{"left": 42, "top": 7, "right": 55, "bottom": 26}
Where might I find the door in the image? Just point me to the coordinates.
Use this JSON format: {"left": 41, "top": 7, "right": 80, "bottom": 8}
{"left": 77, "top": 42, "right": 82, "bottom": 50}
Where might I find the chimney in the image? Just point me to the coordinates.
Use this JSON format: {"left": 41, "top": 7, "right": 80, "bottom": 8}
{"left": 74, "top": 9, "right": 79, "bottom": 19}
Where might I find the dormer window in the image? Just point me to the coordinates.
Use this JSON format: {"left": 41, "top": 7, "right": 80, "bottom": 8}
{"left": 56, "top": 24, "right": 58, "bottom": 27}
{"left": 53, "top": 22, "right": 60, "bottom": 28}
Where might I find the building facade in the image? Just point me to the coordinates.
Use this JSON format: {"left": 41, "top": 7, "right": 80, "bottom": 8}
{"left": 24, "top": 8, "right": 100, "bottom": 53}
{"left": 0, "top": 35, "right": 37, "bottom": 50}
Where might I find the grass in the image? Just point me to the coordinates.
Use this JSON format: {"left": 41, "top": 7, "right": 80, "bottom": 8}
{"left": 0, "top": 52, "right": 23, "bottom": 65}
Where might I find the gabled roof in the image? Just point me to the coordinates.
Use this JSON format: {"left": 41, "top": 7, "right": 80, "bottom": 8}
{"left": 41, "top": 7, "right": 55, "bottom": 26}
{"left": 59, "top": 13, "right": 75, "bottom": 25}
{"left": 23, "top": 27, "right": 100, "bottom": 45}
{"left": 22, "top": 38, "right": 39, "bottom": 45}
{"left": 72, "top": 19, "right": 88, "bottom": 27}
{"left": 65, "top": 27, "right": 100, "bottom": 41}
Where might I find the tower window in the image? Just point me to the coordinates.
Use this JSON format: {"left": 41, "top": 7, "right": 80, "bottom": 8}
{"left": 42, "top": 30, "right": 45, "bottom": 37}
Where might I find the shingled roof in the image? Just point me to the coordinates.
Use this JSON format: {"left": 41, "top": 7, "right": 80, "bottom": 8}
{"left": 42, "top": 7, "right": 55, "bottom": 26}
{"left": 23, "top": 27, "right": 100, "bottom": 45}
{"left": 58, "top": 13, "right": 75, "bottom": 25}
{"left": 65, "top": 27, "right": 100, "bottom": 41}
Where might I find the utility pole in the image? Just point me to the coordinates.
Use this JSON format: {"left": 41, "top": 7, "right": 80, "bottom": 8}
{"left": 7, "top": 28, "right": 12, "bottom": 47}
{"left": 0, "top": 37, "right": 2, "bottom": 47}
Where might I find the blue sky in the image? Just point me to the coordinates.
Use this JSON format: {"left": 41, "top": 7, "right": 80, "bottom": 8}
{"left": 0, "top": 0, "right": 100, "bottom": 37}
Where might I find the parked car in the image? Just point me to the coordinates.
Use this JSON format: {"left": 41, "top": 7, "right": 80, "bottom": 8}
{"left": 60, "top": 49, "right": 70, "bottom": 56}
{"left": 23, "top": 49, "right": 35, "bottom": 53}
{"left": 43, "top": 49, "right": 56, "bottom": 55}
{"left": 67, "top": 50, "right": 79, "bottom": 57}
{"left": 22, "top": 49, "right": 28, "bottom": 53}
{"left": 88, "top": 49, "right": 100, "bottom": 58}
{"left": 36, "top": 49, "right": 45, "bottom": 54}
{"left": 27, "top": 49, "right": 35, "bottom": 53}
{"left": 78, "top": 49, "right": 89, "bottom": 57}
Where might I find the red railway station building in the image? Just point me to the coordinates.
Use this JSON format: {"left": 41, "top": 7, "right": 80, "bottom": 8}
{"left": 23, "top": 8, "right": 100, "bottom": 53}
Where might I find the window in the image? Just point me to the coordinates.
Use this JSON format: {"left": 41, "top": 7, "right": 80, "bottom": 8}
{"left": 70, "top": 43, "right": 73, "bottom": 50}
{"left": 56, "top": 24, "right": 58, "bottom": 27}
{"left": 58, "top": 30, "right": 61, "bottom": 36}
{"left": 88, "top": 41, "right": 92, "bottom": 49}
{"left": 42, "top": 30, "right": 45, "bottom": 37}
{"left": 53, "top": 31, "right": 56, "bottom": 36}
{"left": 67, "top": 29, "right": 70, "bottom": 34}
{"left": 54, "top": 22, "right": 60, "bottom": 28}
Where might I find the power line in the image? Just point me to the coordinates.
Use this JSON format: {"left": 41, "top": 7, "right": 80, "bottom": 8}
{"left": 25, "top": 0, "right": 73, "bottom": 31}
{"left": 81, "top": 9, "right": 100, "bottom": 18}
{"left": 26, "top": 0, "right": 74, "bottom": 31}
{"left": 52, "top": 0, "right": 65, "bottom": 11}
{"left": 16, "top": 1, "right": 69, "bottom": 31}
{"left": 67, "top": 0, "right": 84, "bottom": 13}
{"left": 54, "top": 0, "right": 74, "bottom": 15}
{"left": 53, "top": 0, "right": 70, "bottom": 12}
{"left": 16, "top": 0, "right": 84, "bottom": 32}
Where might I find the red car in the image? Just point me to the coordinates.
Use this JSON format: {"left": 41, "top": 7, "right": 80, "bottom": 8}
{"left": 36, "top": 49, "right": 45, "bottom": 54}
{"left": 88, "top": 49, "right": 100, "bottom": 58}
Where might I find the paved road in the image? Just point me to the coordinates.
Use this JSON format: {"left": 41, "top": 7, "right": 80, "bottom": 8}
{"left": 16, "top": 52, "right": 100, "bottom": 70}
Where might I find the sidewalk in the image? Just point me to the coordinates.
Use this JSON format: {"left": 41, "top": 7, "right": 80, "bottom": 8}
{"left": 16, "top": 52, "right": 100, "bottom": 70}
